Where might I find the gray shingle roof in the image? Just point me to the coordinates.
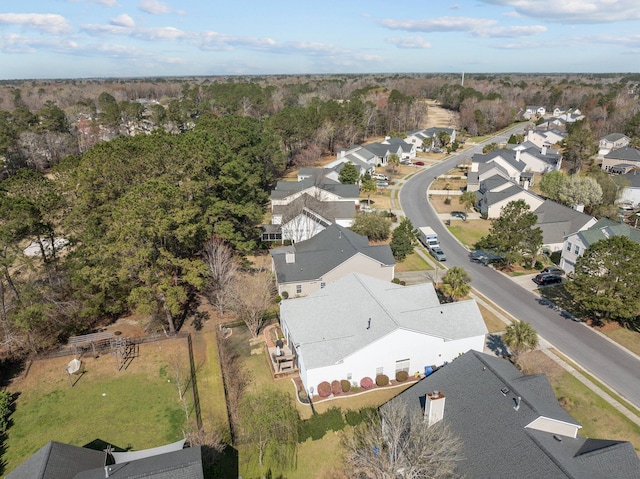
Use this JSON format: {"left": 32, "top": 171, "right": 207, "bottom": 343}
{"left": 6, "top": 442, "right": 204, "bottom": 479}
{"left": 270, "top": 177, "right": 358, "bottom": 201}
{"left": 389, "top": 351, "right": 640, "bottom": 479}
{"left": 6, "top": 442, "right": 105, "bottom": 479}
{"left": 74, "top": 447, "right": 204, "bottom": 479}
{"left": 280, "top": 273, "right": 486, "bottom": 369}
{"left": 270, "top": 224, "right": 394, "bottom": 284}
{"left": 272, "top": 193, "right": 356, "bottom": 224}
{"left": 533, "top": 200, "right": 595, "bottom": 245}
{"left": 605, "top": 146, "right": 640, "bottom": 162}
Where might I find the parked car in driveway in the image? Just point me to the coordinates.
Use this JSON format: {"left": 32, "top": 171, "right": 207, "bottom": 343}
{"left": 372, "top": 173, "right": 389, "bottom": 181}
{"left": 541, "top": 266, "right": 565, "bottom": 276}
{"left": 400, "top": 159, "right": 412, "bottom": 165}
{"left": 376, "top": 181, "right": 389, "bottom": 187}
{"left": 430, "top": 247, "right": 447, "bottom": 261}
{"left": 533, "top": 273, "right": 563, "bottom": 286}
{"left": 413, "top": 161, "right": 425, "bottom": 166}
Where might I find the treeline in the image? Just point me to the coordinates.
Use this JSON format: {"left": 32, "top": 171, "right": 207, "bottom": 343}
{"left": 0, "top": 114, "right": 284, "bottom": 356}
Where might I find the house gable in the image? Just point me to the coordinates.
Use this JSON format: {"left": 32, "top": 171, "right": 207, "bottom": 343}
{"left": 388, "top": 351, "right": 640, "bottom": 479}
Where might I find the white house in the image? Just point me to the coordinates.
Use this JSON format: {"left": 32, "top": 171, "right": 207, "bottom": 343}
{"left": 279, "top": 273, "right": 487, "bottom": 393}
{"left": 616, "top": 170, "right": 640, "bottom": 208}
{"left": 601, "top": 146, "right": 640, "bottom": 173}
{"left": 560, "top": 219, "right": 640, "bottom": 273}
{"left": 405, "top": 127, "right": 456, "bottom": 150}
{"left": 599, "top": 133, "right": 631, "bottom": 156}
{"left": 268, "top": 175, "right": 359, "bottom": 243}
{"left": 525, "top": 128, "right": 565, "bottom": 150}
{"left": 523, "top": 105, "right": 546, "bottom": 119}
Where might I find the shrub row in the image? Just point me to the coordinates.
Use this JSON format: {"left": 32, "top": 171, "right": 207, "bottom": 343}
{"left": 318, "top": 372, "right": 409, "bottom": 398}
{"left": 298, "top": 406, "right": 377, "bottom": 442}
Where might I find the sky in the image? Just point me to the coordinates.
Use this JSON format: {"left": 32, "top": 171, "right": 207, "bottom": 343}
{"left": 1, "top": 0, "right": 640, "bottom": 79}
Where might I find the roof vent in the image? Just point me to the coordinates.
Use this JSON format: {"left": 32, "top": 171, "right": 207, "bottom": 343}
{"left": 514, "top": 396, "right": 521, "bottom": 411}
{"left": 501, "top": 387, "right": 509, "bottom": 396}
{"left": 553, "top": 435, "right": 562, "bottom": 442}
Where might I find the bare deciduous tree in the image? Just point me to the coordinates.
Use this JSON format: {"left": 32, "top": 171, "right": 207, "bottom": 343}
{"left": 228, "top": 267, "right": 276, "bottom": 338}
{"left": 343, "top": 399, "right": 463, "bottom": 479}
{"left": 202, "top": 236, "right": 238, "bottom": 316}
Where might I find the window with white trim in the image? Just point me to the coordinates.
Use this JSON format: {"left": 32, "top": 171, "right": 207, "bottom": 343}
{"left": 296, "top": 284, "right": 302, "bottom": 294}
{"left": 566, "top": 241, "right": 572, "bottom": 252}
{"left": 376, "top": 367, "right": 384, "bottom": 376}
{"left": 395, "top": 359, "right": 410, "bottom": 373}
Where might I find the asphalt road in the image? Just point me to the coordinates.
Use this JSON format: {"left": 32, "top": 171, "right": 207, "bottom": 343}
{"left": 400, "top": 125, "right": 640, "bottom": 409}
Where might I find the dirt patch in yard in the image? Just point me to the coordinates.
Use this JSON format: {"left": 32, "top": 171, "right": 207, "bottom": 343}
{"left": 422, "top": 100, "right": 460, "bottom": 129}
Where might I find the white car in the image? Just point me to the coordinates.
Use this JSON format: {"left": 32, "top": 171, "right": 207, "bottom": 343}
{"left": 372, "top": 173, "right": 389, "bottom": 181}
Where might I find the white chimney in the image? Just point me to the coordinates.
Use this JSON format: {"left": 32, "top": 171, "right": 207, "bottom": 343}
{"left": 424, "top": 390, "right": 446, "bottom": 426}
{"left": 541, "top": 145, "right": 548, "bottom": 155}
{"left": 285, "top": 251, "right": 295, "bottom": 264}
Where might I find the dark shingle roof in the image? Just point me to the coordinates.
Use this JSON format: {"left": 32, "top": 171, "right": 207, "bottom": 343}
{"left": 389, "top": 351, "right": 640, "bottom": 479}
{"left": 74, "top": 447, "right": 204, "bottom": 479}
{"left": 6, "top": 442, "right": 105, "bottom": 479}
{"left": 270, "top": 224, "right": 394, "bottom": 284}
{"left": 271, "top": 177, "right": 358, "bottom": 201}
{"left": 605, "top": 147, "right": 640, "bottom": 162}
{"left": 272, "top": 193, "right": 356, "bottom": 224}
{"left": 533, "top": 200, "right": 595, "bottom": 245}
{"left": 7, "top": 443, "right": 204, "bottom": 479}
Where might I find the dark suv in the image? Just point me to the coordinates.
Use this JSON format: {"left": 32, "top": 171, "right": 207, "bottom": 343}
{"left": 533, "top": 273, "right": 563, "bottom": 286}
{"left": 541, "top": 266, "right": 565, "bottom": 276}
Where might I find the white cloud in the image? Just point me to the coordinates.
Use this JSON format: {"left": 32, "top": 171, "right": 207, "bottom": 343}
{"left": 132, "top": 26, "right": 186, "bottom": 41}
{"left": 197, "top": 31, "right": 277, "bottom": 52}
{"left": 1, "top": 33, "right": 78, "bottom": 54}
{"left": 0, "top": 13, "right": 72, "bottom": 35}
{"left": 139, "top": 0, "right": 174, "bottom": 14}
{"left": 474, "top": 25, "right": 547, "bottom": 38}
{"left": 380, "top": 16, "right": 496, "bottom": 32}
{"left": 66, "top": 0, "right": 120, "bottom": 6}
{"left": 387, "top": 36, "right": 432, "bottom": 49}
{"left": 81, "top": 23, "right": 131, "bottom": 35}
{"left": 576, "top": 33, "right": 640, "bottom": 48}
{"left": 110, "top": 14, "right": 135, "bottom": 27}
{"left": 479, "top": 0, "right": 640, "bottom": 23}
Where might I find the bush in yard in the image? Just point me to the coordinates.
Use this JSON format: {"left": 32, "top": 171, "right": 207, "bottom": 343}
{"left": 0, "top": 390, "right": 12, "bottom": 434}
{"left": 317, "top": 381, "right": 332, "bottom": 397}
{"left": 345, "top": 406, "right": 378, "bottom": 427}
{"left": 395, "top": 370, "right": 409, "bottom": 382}
{"left": 298, "top": 407, "right": 346, "bottom": 442}
{"left": 360, "top": 377, "right": 374, "bottom": 389}
{"left": 341, "top": 379, "right": 351, "bottom": 393}
{"left": 331, "top": 380, "right": 342, "bottom": 396}
{"left": 376, "top": 374, "right": 389, "bottom": 387}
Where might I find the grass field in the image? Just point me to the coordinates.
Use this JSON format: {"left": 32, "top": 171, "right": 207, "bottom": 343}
{"left": 394, "top": 250, "right": 430, "bottom": 272}
{"left": 447, "top": 220, "right": 492, "bottom": 248}
{"left": 3, "top": 338, "right": 192, "bottom": 474}
{"left": 553, "top": 371, "right": 640, "bottom": 453}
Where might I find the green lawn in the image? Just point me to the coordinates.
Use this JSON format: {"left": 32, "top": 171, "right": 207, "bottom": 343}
{"left": 552, "top": 371, "right": 640, "bottom": 453}
{"left": 394, "top": 250, "right": 430, "bottom": 272}
{"left": 601, "top": 327, "right": 640, "bottom": 357}
{"left": 3, "top": 340, "right": 190, "bottom": 474}
{"left": 447, "top": 220, "right": 492, "bottom": 248}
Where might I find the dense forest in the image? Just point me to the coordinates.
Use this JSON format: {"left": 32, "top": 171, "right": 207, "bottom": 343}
{"left": 1, "top": 73, "right": 639, "bottom": 358}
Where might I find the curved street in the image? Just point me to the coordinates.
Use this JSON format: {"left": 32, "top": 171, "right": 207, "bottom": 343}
{"left": 398, "top": 125, "right": 640, "bottom": 409}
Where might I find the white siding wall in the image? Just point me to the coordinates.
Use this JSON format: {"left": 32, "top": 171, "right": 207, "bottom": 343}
{"left": 559, "top": 234, "right": 588, "bottom": 274}
{"left": 302, "top": 328, "right": 485, "bottom": 393}
{"left": 487, "top": 192, "right": 544, "bottom": 219}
